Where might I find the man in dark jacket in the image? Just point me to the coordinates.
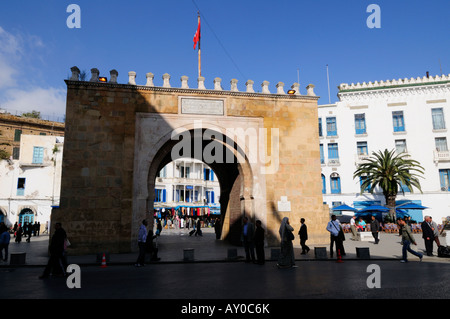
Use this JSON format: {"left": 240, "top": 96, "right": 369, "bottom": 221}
{"left": 421, "top": 216, "right": 435, "bottom": 256}
{"left": 39, "top": 222, "right": 67, "bottom": 278}
{"left": 299, "top": 218, "right": 310, "bottom": 254}
{"left": 370, "top": 215, "right": 380, "bottom": 244}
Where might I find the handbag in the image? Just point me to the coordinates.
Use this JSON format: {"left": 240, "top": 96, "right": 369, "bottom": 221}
{"left": 64, "top": 238, "right": 71, "bottom": 249}
{"left": 338, "top": 228, "right": 345, "bottom": 241}
{"left": 287, "top": 229, "right": 295, "bottom": 241}
{"left": 332, "top": 221, "right": 345, "bottom": 241}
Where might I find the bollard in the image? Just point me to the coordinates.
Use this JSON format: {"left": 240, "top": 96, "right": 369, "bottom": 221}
{"left": 227, "top": 248, "right": 238, "bottom": 260}
{"left": 183, "top": 248, "right": 194, "bottom": 262}
{"left": 10, "top": 252, "right": 26, "bottom": 265}
{"left": 356, "top": 247, "right": 371, "bottom": 259}
{"left": 314, "top": 247, "right": 328, "bottom": 260}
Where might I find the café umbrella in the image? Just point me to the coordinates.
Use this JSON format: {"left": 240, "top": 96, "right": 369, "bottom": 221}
{"left": 358, "top": 204, "right": 390, "bottom": 213}
{"left": 332, "top": 204, "right": 358, "bottom": 216}
{"left": 356, "top": 204, "right": 390, "bottom": 218}
{"left": 395, "top": 203, "right": 428, "bottom": 210}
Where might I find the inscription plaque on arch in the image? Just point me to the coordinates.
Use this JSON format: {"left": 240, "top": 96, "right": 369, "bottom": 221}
{"left": 180, "top": 98, "right": 224, "bottom": 115}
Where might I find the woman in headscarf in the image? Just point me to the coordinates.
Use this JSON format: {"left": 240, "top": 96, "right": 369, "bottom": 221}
{"left": 277, "top": 217, "right": 296, "bottom": 268}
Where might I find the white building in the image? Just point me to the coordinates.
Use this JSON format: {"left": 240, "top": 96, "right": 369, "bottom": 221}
{"left": 0, "top": 135, "right": 64, "bottom": 230}
{"left": 318, "top": 73, "right": 450, "bottom": 223}
{"left": 154, "top": 158, "right": 221, "bottom": 217}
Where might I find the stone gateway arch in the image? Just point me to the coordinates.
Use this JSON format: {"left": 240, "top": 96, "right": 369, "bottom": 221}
{"left": 52, "top": 67, "right": 329, "bottom": 254}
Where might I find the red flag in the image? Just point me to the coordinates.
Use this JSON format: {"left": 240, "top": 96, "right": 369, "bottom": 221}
{"left": 193, "top": 15, "right": 201, "bottom": 50}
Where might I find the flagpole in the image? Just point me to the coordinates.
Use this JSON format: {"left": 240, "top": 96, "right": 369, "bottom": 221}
{"left": 197, "top": 12, "right": 201, "bottom": 78}
{"left": 326, "top": 64, "right": 331, "bottom": 104}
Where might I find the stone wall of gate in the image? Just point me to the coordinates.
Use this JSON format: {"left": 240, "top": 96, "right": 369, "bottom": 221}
{"left": 52, "top": 67, "right": 329, "bottom": 255}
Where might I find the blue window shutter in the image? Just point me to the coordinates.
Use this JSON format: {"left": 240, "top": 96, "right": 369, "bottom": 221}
{"left": 393, "top": 111, "right": 405, "bottom": 132}
{"left": 322, "top": 175, "right": 326, "bottom": 194}
{"left": 320, "top": 144, "right": 324, "bottom": 164}
{"left": 211, "top": 191, "right": 215, "bottom": 203}
{"left": 439, "top": 169, "right": 450, "bottom": 191}
{"left": 326, "top": 117, "right": 337, "bottom": 136}
{"left": 331, "top": 177, "right": 341, "bottom": 194}
{"left": 318, "top": 118, "right": 322, "bottom": 137}
{"left": 204, "top": 168, "right": 207, "bottom": 180}
{"left": 355, "top": 114, "right": 366, "bottom": 134}
{"left": 32, "top": 147, "right": 44, "bottom": 164}
{"left": 328, "top": 143, "right": 339, "bottom": 159}
{"left": 163, "top": 189, "right": 166, "bottom": 202}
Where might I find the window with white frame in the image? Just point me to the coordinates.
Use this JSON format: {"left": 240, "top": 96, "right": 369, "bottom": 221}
{"left": 357, "top": 141, "right": 368, "bottom": 155}
{"left": 326, "top": 117, "right": 337, "bottom": 136}
{"left": 354, "top": 113, "right": 366, "bottom": 134}
{"left": 431, "top": 108, "right": 446, "bottom": 130}
{"left": 392, "top": 111, "right": 405, "bottom": 132}
{"left": 395, "top": 139, "right": 407, "bottom": 154}
{"left": 435, "top": 137, "right": 448, "bottom": 152}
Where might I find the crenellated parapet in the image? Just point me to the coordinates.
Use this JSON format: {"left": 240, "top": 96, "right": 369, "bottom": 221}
{"left": 338, "top": 73, "right": 450, "bottom": 92}
{"left": 68, "top": 67, "right": 317, "bottom": 97}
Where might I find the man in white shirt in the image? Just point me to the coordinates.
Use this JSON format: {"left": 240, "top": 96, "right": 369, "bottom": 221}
{"left": 350, "top": 216, "right": 358, "bottom": 240}
{"left": 326, "top": 215, "right": 346, "bottom": 258}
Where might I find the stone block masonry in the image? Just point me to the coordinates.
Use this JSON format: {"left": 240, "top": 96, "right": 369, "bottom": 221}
{"left": 52, "top": 67, "right": 329, "bottom": 255}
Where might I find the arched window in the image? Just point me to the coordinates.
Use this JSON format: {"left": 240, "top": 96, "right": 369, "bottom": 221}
{"left": 330, "top": 173, "right": 341, "bottom": 194}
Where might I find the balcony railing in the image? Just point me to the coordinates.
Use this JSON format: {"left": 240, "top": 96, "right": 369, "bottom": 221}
{"left": 355, "top": 154, "right": 370, "bottom": 165}
{"left": 434, "top": 150, "right": 450, "bottom": 163}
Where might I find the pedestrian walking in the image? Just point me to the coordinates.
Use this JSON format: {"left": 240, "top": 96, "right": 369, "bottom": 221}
{"left": 156, "top": 218, "right": 162, "bottom": 236}
{"left": 397, "top": 218, "right": 423, "bottom": 263}
{"left": 195, "top": 218, "right": 203, "bottom": 237}
{"left": 421, "top": 216, "right": 435, "bottom": 256}
{"left": 350, "top": 216, "right": 358, "bottom": 240}
{"left": 277, "top": 217, "right": 296, "bottom": 268}
{"left": 39, "top": 222, "right": 68, "bottom": 278}
{"left": 135, "top": 219, "right": 148, "bottom": 267}
{"left": 26, "top": 222, "right": 32, "bottom": 243}
{"left": 326, "top": 215, "right": 346, "bottom": 258}
{"left": 15, "top": 224, "right": 22, "bottom": 243}
{"left": 146, "top": 228, "right": 160, "bottom": 261}
{"left": 241, "top": 216, "right": 256, "bottom": 263}
{"left": 0, "top": 223, "right": 11, "bottom": 262}
{"left": 254, "top": 220, "right": 265, "bottom": 265}
{"left": 370, "top": 215, "right": 380, "bottom": 244}
{"left": 214, "top": 217, "right": 222, "bottom": 240}
{"left": 298, "top": 218, "right": 310, "bottom": 254}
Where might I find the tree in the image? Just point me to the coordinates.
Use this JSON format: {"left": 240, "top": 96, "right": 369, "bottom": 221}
{"left": 353, "top": 149, "right": 425, "bottom": 219}
{"left": 22, "top": 110, "right": 41, "bottom": 119}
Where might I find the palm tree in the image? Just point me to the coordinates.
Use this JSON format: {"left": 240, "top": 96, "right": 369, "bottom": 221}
{"left": 353, "top": 149, "right": 425, "bottom": 220}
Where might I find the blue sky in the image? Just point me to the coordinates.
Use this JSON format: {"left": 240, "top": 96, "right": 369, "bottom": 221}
{"left": 0, "top": 0, "right": 449, "bottom": 120}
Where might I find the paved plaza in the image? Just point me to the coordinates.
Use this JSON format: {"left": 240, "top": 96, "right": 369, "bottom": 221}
{"left": 2, "top": 225, "right": 450, "bottom": 266}
{"left": 1, "top": 227, "right": 450, "bottom": 303}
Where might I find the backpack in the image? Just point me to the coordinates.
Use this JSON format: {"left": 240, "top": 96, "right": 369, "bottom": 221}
{"left": 437, "top": 245, "right": 450, "bottom": 258}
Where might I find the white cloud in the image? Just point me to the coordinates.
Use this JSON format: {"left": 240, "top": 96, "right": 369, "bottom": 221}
{"left": 0, "top": 26, "right": 21, "bottom": 88}
{"left": 0, "top": 26, "right": 65, "bottom": 120}
{"left": 2, "top": 87, "right": 66, "bottom": 121}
